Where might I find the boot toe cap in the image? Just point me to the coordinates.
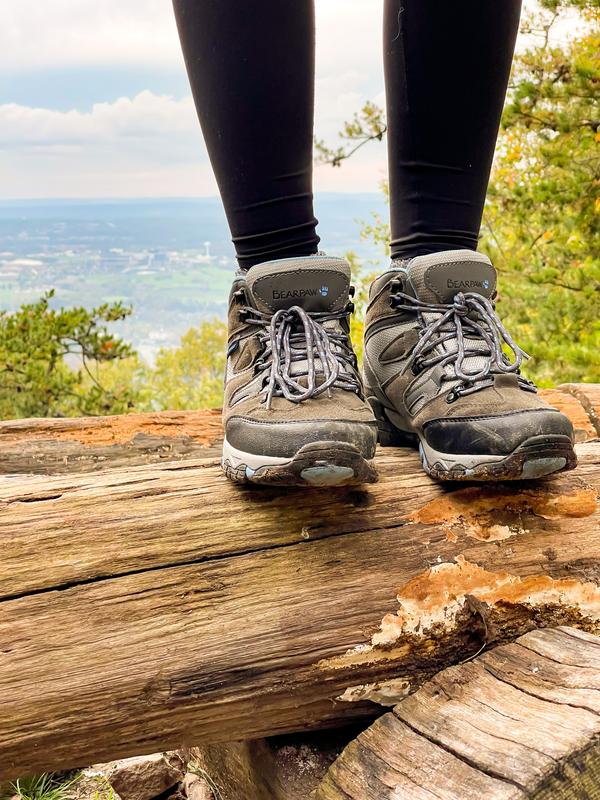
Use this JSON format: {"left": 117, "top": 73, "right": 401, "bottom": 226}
{"left": 422, "top": 408, "right": 574, "bottom": 455}
{"left": 225, "top": 416, "right": 378, "bottom": 459}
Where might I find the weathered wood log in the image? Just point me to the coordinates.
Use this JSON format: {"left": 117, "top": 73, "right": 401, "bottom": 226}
{"left": 0, "top": 409, "right": 223, "bottom": 474}
{"left": 181, "top": 626, "right": 600, "bottom": 800}
{"left": 0, "top": 386, "right": 595, "bottom": 475}
{"left": 0, "top": 386, "right": 599, "bottom": 781}
{"left": 315, "top": 626, "right": 600, "bottom": 800}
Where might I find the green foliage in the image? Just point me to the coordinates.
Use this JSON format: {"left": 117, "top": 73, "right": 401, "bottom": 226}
{"left": 0, "top": 296, "right": 227, "bottom": 417}
{"left": 146, "top": 319, "right": 227, "bottom": 410}
{"left": 320, "top": 0, "right": 600, "bottom": 386}
{"left": 84, "top": 354, "right": 154, "bottom": 410}
{"left": 96, "top": 318, "right": 227, "bottom": 412}
{"left": 481, "top": 1, "right": 600, "bottom": 384}
{"left": 3, "top": 773, "right": 80, "bottom": 800}
{"left": 0, "top": 292, "right": 136, "bottom": 419}
{"left": 315, "top": 101, "right": 387, "bottom": 166}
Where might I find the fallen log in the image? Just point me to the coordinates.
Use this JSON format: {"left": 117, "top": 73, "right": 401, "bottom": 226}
{"left": 184, "top": 626, "right": 600, "bottom": 800}
{"left": 0, "top": 385, "right": 599, "bottom": 781}
{"left": 316, "top": 626, "right": 600, "bottom": 800}
{"left": 0, "top": 408, "right": 223, "bottom": 474}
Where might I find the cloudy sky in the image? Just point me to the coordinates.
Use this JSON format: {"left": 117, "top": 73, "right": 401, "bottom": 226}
{"left": 0, "top": 0, "right": 569, "bottom": 200}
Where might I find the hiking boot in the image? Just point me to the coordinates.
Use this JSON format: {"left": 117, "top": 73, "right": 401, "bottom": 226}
{"left": 363, "top": 249, "right": 577, "bottom": 481}
{"left": 222, "top": 254, "right": 378, "bottom": 486}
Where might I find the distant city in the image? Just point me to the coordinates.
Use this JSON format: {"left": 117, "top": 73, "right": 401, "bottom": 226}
{"left": 0, "top": 195, "right": 387, "bottom": 362}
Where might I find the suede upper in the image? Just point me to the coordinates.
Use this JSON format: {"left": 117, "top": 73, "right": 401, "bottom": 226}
{"left": 224, "top": 255, "right": 377, "bottom": 458}
{"left": 363, "top": 250, "right": 574, "bottom": 455}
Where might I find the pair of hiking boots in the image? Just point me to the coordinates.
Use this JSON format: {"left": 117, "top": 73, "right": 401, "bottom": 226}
{"left": 222, "top": 251, "right": 576, "bottom": 487}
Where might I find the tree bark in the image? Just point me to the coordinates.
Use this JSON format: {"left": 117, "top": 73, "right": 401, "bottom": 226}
{"left": 316, "top": 626, "right": 600, "bottom": 800}
{"left": 0, "top": 409, "right": 223, "bottom": 474}
{"left": 181, "top": 627, "right": 600, "bottom": 800}
{"left": 0, "top": 386, "right": 598, "bottom": 782}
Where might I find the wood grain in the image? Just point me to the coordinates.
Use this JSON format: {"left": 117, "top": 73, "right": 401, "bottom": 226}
{"left": 315, "top": 626, "right": 600, "bottom": 800}
{"left": 0, "top": 386, "right": 598, "bottom": 781}
{"left": 1, "top": 444, "right": 598, "bottom": 600}
{"left": 0, "top": 439, "right": 598, "bottom": 780}
{"left": 0, "top": 409, "right": 223, "bottom": 474}
{"left": 559, "top": 384, "right": 600, "bottom": 438}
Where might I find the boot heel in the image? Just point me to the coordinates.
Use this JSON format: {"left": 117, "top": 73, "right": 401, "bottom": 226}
{"left": 367, "top": 397, "right": 417, "bottom": 448}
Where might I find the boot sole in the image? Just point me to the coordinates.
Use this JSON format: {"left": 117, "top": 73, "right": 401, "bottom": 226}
{"left": 419, "top": 434, "right": 577, "bottom": 481}
{"left": 222, "top": 438, "right": 378, "bottom": 487}
{"left": 368, "top": 397, "right": 577, "bottom": 482}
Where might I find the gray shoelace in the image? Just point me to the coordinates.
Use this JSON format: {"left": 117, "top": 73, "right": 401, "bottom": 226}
{"left": 391, "top": 289, "right": 530, "bottom": 386}
{"left": 244, "top": 304, "right": 360, "bottom": 409}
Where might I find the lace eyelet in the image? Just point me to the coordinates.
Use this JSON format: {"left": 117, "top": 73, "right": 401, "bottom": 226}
{"left": 389, "top": 278, "right": 403, "bottom": 292}
{"left": 346, "top": 301, "right": 355, "bottom": 314}
{"left": 446, "top": 389, "right": 458, "bottom": 404}
{"left": 411, "top": 362, "right": 422, "bottom": 376}
{"left": 238, "top": 309, "right": 249, "bottom": 322}
{"left": 349, "top": 285, "right": 356, "bottom": 297}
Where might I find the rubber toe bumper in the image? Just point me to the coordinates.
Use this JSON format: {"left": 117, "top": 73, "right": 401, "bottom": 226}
{"left": 225, "top": 417, "right": 378, "bottom": 460}
{"left": 421, "top": 408, "right": 574, "bottom": 456}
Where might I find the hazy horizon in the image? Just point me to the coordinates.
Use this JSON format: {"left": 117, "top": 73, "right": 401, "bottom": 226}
{"left": 0, "top": 193, "right": 388, "bottom": 362}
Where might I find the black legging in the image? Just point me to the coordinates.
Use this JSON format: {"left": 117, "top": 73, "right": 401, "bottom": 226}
{"left": 173, "top": 0, "right": 521, "bottom": 270}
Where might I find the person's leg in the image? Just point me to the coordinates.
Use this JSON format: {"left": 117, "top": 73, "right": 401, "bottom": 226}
{"left": 173, "top": 1, "right": 378, "bottom": 486}
{"left": 384, "top": 0, "right": 521, "bottom": 258}
{"left": 172, "top": 0, "right": 319, "bottom": 270}
{"left": 363, "top": 0, "right": 576, "bottom": 482}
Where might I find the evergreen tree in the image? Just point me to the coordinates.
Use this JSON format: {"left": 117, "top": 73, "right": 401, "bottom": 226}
{"left": 0, "top": 292, "right": 135, "bottom": 418}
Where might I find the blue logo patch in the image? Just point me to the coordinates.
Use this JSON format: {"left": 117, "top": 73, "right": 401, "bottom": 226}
{"left": 483, "top": 279, "right": 490, "bottom": 289}
{"left": 320, "top": 285, "right": 329, "bottom": 297}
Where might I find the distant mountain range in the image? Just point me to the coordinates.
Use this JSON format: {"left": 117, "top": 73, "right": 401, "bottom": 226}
{"left": 0, "top": 194, "right": 387, "bottom": 360}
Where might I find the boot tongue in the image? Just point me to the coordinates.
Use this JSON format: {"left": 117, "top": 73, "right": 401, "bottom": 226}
{"left": 246, "top": 255, "right": 351, "bottom": 314}
{"left": 405, "top": 250, "right": 497, "bottom": 304}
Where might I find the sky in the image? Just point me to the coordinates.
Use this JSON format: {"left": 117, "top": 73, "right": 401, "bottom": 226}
{"left": 0, "top": 0, "right": 576, "bottom": 200}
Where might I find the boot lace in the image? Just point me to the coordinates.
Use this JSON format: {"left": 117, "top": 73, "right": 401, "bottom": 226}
{"left": 390, "top": 287, "right": 535, "bottom": 399}
{"left": 241, "top": 304, "right": 360, "bottom": 409}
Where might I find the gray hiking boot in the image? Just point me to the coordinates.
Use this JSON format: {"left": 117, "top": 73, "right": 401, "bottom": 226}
{"left": 222, "top": 254, "right": 378, "bottom": 486}
{"left": 363, "top": 249, "right": 577, "bottom": 481}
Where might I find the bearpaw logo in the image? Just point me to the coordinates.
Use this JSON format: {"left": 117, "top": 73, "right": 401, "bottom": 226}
{"left": 272, "top": 285, "right": 330, "bottom": 299}
{"left": 446, "top": 278, "right": 490, "bottom": 291}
